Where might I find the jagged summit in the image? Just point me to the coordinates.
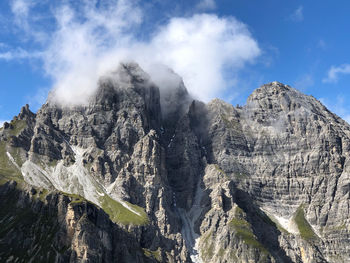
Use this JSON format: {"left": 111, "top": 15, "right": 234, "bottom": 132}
{"left": 248, "top": 81, "right": 301, "bottom": 103}
{"left": 243, "top": 80, "right": 341, "bottom": 125}
{"left": 97, "top": 62, "right": 153, "bottom": 91}
{"left": 2, "top": 64, "right": 350, "bottom": 262}
{"left": 46, "top": 62, "right": 154, "bottom": 107}
{"left": 262, "top": 80, "right": 294, "bottom": 89}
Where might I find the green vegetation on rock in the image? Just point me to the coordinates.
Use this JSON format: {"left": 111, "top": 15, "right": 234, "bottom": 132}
{"left": 34, "top": 188, "right": 49, "bottom": 202}
{"left": 8, "top": 119, "right": 27, "bottom": 137}
{"left": 214, "top": 164, "right": 225, "bottom": 175}
{"left": 0, "top": 119, "right": 28, "bottom": 186}
{"left": 229, "top": 206, "right": 268, "bottom": 254}
{"left": 143, "top": 247, "right": 162, "bottom": 262}
{"left": 0, "top": 142, "right": 23, "bottom": 184}
{"left": 294, "top": 205, "right": 317, "bottom": 242}
{"left": 100, "top": 195, "right": 148, "bottom": 225}
{"left": 64, "top": 192, "right": 85, "bottom": 205}
{"left": 9, "top": 147, "right": 25, "bottom": 167}
{"left": 201, "top": 230, "right": 214, "bottom": 260}
{"left": 49, "top": 159, "right": 58, "bottom": 167}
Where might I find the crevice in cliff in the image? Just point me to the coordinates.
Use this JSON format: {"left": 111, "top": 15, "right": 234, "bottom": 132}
{"left": 176, "top": 180, "right": 205, "bottom": 263}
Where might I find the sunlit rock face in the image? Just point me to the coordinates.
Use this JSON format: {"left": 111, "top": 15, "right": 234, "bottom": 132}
{"left": 1, "top": 64, "right": 350, "bottom": 263}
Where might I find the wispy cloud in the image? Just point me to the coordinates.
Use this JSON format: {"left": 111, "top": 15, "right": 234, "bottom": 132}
{"left": 0, "top": 48, "right": 42, "bottom": 60}
{"left": 10, "top": 0, "right": 33, "bottom": 34}
{"left": 323, "top": 64, "right": 350, "bottom": 83}
{"left": 10, "top": 0, "right": 48, "bottom": 42}
{"left": 11, "top": 0, "right": 30, "bottom": 21}
{"left": 26, "top": 86, "right": 51, "bottom": 111}
{"left": 289, "top": 6, "right": 303, "bottom": 22}
{"left": 196, "top": 0, "right": 216, "bottom": 11}
{"left": 1, "top": 0, "right": 261, "bottom": 105}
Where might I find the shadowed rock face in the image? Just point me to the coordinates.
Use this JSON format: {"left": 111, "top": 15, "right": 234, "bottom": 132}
{"left": 0, "top": 181, "right": 149, "bottom": 263}
{"left": 1, "top": 65, "right": 350, "bottom": 263}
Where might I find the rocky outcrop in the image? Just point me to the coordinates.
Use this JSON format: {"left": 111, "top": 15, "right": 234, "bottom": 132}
{"left": 0, "top": 181, "right": 151, "bottom": 263}
{"left": 1, "top": 65, "right": 350, "bottom": 263}
{"left": 199, "top": 82, "right": 350, "bottom": 262}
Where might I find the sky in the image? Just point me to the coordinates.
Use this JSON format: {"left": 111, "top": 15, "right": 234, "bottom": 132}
{"left": 1, "top": 0, "right": 350, "bottom": 125}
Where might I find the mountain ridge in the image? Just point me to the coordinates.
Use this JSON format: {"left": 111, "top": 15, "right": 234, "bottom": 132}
{"left": 1, "top": 63, "right": 350, "bottom": 262}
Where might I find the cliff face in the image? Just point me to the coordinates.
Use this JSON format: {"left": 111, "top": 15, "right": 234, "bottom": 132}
{"left": 1, "top": 64, "right": 350, "bottom": 263}
{"left": 0, "top": 181, "right": 150, "bottom": 263}
{"left": 199, "top": 83, "right": 350, "bottom": 263}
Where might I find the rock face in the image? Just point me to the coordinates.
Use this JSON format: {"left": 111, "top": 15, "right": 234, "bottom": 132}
{"left": 1, "top": 64, "right": 350, "bottom": 262}
{"left": 0, "top": 181, "right": 149, "bottom": 263}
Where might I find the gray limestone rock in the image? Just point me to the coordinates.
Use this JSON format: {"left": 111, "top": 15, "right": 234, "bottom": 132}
{"left": 1, "top": 66, "right": 350, "bottom": 263}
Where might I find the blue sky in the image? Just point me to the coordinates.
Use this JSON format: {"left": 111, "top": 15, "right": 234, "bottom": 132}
{"left": 1, "top": 0, "right": 350, "bottom": 125}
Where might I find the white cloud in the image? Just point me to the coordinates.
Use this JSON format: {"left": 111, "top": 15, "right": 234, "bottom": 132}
{"left": 10, "top": 0, "right": 48, "bottom": 42}
{"left": 11, "top": 0, "right": 30, "bottom": 20}
{"left": 10, "top": 0, "right": 32, "bottom": 31}
{"left": 0, "top": 120, "right": 9, "bottom": 128}
{"left": 290, "top": 6, "right": 303, "bottom": 22}
{"left": 139, "top": 15, "right": 260, "bottom": 101}
{"left": 2, "top": 0, "right": 261, "bottom": 105}
{"left": 26, "top": 87, "right": 51, "bottom": 112}
{"left": 196, "top": 0, "right": 216, "bottom": 11}
{"left": 0, "top": 48, "right": 42, "bottom": 60}
{"left": 323, "top": 64, "right": 350, "bottom": 83}
{"left": 43, "top": 0, "right": 144, "bottom": 105}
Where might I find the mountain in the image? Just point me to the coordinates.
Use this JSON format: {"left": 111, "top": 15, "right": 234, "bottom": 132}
{"left": 1, "top": 62, "right": 350, "bottom": 263}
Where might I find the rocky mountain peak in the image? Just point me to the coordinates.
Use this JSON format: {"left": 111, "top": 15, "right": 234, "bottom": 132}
{"left": 256, "top": 81, "right": 299, "bottom": 98}
{"left": 3, "top": 63, "right": 350, "bottom": 263}
{"left": 260, "top": 80, "right": 293, "bottom": 92}
{"left": 99, "top": 62, "right": 152, "bottom": 88}
{"left": 244, "top": 81, "right": 328, "bottom": 126}
{"left": 247, "top": 81, "right": 299, "bottom": 105}
{"left": 18, "top": 104, "right": 35, "bottom": 120}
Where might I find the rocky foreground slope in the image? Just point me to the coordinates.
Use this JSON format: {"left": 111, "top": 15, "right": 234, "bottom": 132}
{"left": 1, "top": 63, "right": 350, "bottom": 263}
